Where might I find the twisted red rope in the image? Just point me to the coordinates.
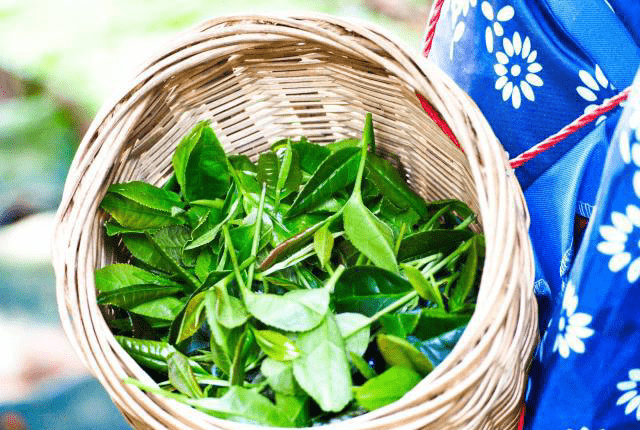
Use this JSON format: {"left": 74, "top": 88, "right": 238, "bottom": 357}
{"left": 423, "top": 0, "right": 445, "bottom": 57}
{"left": 509, "top": 88, "right": 631, "bottom": 168}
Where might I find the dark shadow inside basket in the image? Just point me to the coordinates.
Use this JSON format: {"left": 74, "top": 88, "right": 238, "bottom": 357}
{"left": 93, "top": 29, "right": 487, "bottom": 427}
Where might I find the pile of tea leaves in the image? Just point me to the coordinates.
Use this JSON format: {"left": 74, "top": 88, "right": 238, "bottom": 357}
{"left": 96, "top": 114, "right": 484, "bottom": 427}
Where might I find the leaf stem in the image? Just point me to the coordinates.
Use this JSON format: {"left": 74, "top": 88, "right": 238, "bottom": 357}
{"left": 222, "top": 225, "right": 246, "bottom": 291}
{"left": 352, "top": 113, "right": 373, "bottom": 196}
{"left": 423, "top": 203, "right": 452, "bottom": 231}
{"left": 342, "top": 290, "right": 418, "bottom": 339}
{"left": 247, "top": 184, "right": 267, "bottom": 288}
{"left": 394, "top": 223, "right": 407, "bottom": 256}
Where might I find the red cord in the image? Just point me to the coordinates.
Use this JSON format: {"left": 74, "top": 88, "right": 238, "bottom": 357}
{"left": 509, "top": 88, "right": 631, "bottom": 168}
{"left": 423, "top": 0, "right": 445, "bottom": 57}
{"left": 416, "top": 92, "right": 461, "bottom": 150}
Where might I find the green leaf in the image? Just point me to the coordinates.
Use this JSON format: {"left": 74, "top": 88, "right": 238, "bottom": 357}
{"left": 287, "top": 146, "right": 360, "bottom": 217}
{"left": 410, "top": 326, "right": 466, "bottom": 368}
{"left": 97, "top": 285, "right": 183, "bottom": 309}
{"left": 377, "top": 334, "right": 434, "bottom": 376}
{"left": 204, "top": 291, "right": 232, "bottom": 375}
{"left": 276, "top": 394, "right": 310, "bottom": 427}
{"left": 121, "top": 234, "right": 172, "bottom": 273}
{"left": 107, "top": 181, "right": 184, "bottom": 213}
{"left": 450, "top": 236, "right": 480, "bottom": 310}
{"left": 354, "top": 366, "right": 422, "bottom": 411}
{"left": 175, "top": 291, "right": 207, "bottom": 344}
{"left": 292, "top": 140, "right": 330, "bottom": 174}
{"left": 94, "top": 263, "right": 181, "bottom": 292}
{"left": 379, "top": 312, "right": 420, "bottom": 338}
{"left": 167, "top": 350, "right": 204, "bottom": 398}
{"left": 401, "top": 264, "right": 445, "bottom": 309}
{"left": 313, "top": 224, "right": 334, "bottom": 268}
{"left": 365, "top": 153, "right": 427, "bottom": 218}
{"left": 413, "top": 308, "right": 473, "bottom": 341}
{"left": 228, "top": 154, "right": 257, "bottom": 174}
{"left": 293, "top": 313, "right": 352, "bottom": 412}
{"left": 188, "top": 386, "right": 293, "bottom": 426}
{"left": 100, "top": 193, "right": 183, "bottom": 229}
{"left": 349, "top": 352, "right": 377, "bottom": 380}
{"left": 335, "top": 312, "right": 370, "bottom": 356}
{"left": 104, "top": 220, "right": 143, "bottom": 236}
{"left": 256, "top": 152, "right": 279, "bottom": 191}
{"left": 397, "top": 229, "right": 473, "bottom": 262}
{"left": 172, "top": 121, "right": 230, "bottom": 201}
{"left": 333, "top": 266, "right": 412, "bottom": 317}
{"left": 115, "top": 336, "right": 206, "bottom": 375}
{"left": 326, "top": 138, "right": 360, "bottom": 152}
{"left": 185, "top": 197, "right": 242, "bottom": 250}
{"left": 130, "top": 297, "right": 184, "bottom": 321}
{"left": 243, "top": 288, "right": 329, "bottom": 332}
{"left": 253, "top": 328, "right": 301, "bottom": 361}
{"left": 426, "top": 199, "right": 474, "bottom": 222}
{"left": 261, "top": 358, "right": 300, "bottom": 395}
{"left": 215, "top": 285, "right": 249, "bottom": 329}
{"left": 195, "top": 249, "right": 215, "bottom": 282}
{"left": 276, "top": 141, "right": 293, "bottom": 194}
{"left": 343, "top": 194, "right": 398, "bottom": 272}
{"left": 150, "top": 225, "right": 191, "bottom": 264}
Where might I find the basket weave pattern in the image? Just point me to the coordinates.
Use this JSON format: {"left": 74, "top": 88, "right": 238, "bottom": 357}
{"left": 53, "top": 14, "right": 537, "bottom": 430}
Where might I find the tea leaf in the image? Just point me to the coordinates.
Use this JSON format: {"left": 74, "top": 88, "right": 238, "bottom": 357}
{"left": 243, "top": 288, "right": 329, "bottom": 332}
{"left": 410, "top": 326, "right": 466, "bottom": 368}
{"left": 95, "top": 263, "right": 181, "bottom": 292}
{"left": 335, "top": 312, "right": 370, "bottom": 356}
{"left": 261, "top": 358, "right": 300, "bottom": 395}
{"left": 107, "top": 181, "right": 184, "bottom": 213}
{"left": 293, "top": 313, "right": 352, "bottom": 412}
{"left": 168, "top": 350, "right": 204, "bottom": 398}
{"left": 130, "top": 297, "right": 184, "bottom": 321}
{"left": 333, "top": 266, "right": 412, "bottom": 317}
{"left": 450, "top": 235, "right": 480, "bottom": 311}
{"left": 379, "top": 312, "right": 420, "bottom": 338}
{"left": 401, "top": 264, "right": 445, "bottom": 309}
{"left": 172, "top": 121, "right": 230, "bottom": 201}
{"left": 253, "top": 328, "right": 301, "bottom": 361}
{"left": 101, "top": 193, "right": 183, "bottom": 229}
{"left": 354, "top": 366, "right": 421, "bottom": 411}
{"left": 377, "top": 334, "right": 433, "bottom": 376}
{"left": 365, "top": 154, "right": 427, "bottom": 219}
{"left": 175, "top": 291, "right": 207, "bottom": 344}
{"left": 287, "top": 147, "right": 360, "bottom": 217}
{"left": 397, "top": 229, "right": 473, "bottom": 262}
{"left": 97, "top": 285, "right": 183, "bottom": 309}
{"left": 313, "top": 224, "right": 334, "bottom": 269}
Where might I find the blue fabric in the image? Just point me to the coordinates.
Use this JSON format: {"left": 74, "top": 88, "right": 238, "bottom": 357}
{"left": 428, "top": 0, "right": 640, "bottom": 426}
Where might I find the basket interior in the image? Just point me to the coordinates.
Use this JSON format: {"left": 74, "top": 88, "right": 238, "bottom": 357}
{"left": 96, "top": 32, "right": 479, "bottom": 268}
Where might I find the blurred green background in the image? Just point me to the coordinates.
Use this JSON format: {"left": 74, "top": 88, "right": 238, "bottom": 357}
{"left": 0, "top": 0, "right": 429, "bottom": 428}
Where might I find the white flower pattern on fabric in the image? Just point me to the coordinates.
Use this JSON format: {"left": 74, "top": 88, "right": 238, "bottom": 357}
{"left": 567, "top": 427, "right": 605, "bottom": 430}
{"left": 480, "top": 2, "right": 514, "bottom": 53}
{"left": 494, "top": 32, "right": 543, "bottom": 109}
{"left": 617, "top": 369, "right": 640, "bottom": 421}
{"left": 552, "top": 281, "right": 594, "bottom": 359}
{"left": 597, "top": 204, "right": 640, "bottom": 282}
{"left": 576, "top": 65, "right": 616, "bottom": 125}
{"left": 445, "top": 0, "right": 478, "bottom": 59}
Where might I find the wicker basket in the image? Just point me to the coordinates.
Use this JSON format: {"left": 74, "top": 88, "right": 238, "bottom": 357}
{"left": 53, "top": 14, "right": 537, "bottom": 430}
